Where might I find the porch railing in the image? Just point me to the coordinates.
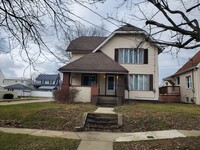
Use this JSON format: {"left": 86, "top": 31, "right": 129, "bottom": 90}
{"left": 159, "top": 86, "right": 180, "bottom": 96}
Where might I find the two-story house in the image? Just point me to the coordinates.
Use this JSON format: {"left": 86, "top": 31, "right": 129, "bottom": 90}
{"left": 33, "top": 74, "right": 60, "bottom": 91}
{"left": 59, "top": 24, "right": 162, "bottom": 105}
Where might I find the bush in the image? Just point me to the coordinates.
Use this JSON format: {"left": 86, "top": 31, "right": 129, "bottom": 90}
{"left": 53, "top": 87, "right": 79, "bottom": 103}
{"left": 3, "top": 94, "right": 14, "bottom": 99}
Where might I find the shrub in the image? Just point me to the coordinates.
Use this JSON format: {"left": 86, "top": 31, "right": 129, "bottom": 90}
{"left": 3, "top": 94, "right": 14, "bottom": 99}
{"left": 53, "top": 87, "right": 79, "bottom": 103}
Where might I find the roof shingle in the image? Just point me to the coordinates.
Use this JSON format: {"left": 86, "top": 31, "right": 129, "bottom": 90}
{"left": 59, "top": 51, "right": 128, "bottom": 74}
{"left": 175, "top": 51, "right": 200, "bottom": 75}
{"left": 67, "top": 36, "right": 106, "bottom": 52}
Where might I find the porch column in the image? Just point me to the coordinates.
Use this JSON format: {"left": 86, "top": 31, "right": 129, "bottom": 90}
{"left": 61, "top": 72, "right": 70, "bottom": 92}
{"left": 116, "top": 74, "right": 126, "bottom": 105}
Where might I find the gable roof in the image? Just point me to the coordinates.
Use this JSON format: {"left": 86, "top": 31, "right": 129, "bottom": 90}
{"left": 59, "top": 51, "right": 128, "bottom": 74}
{"left": 115, "top": 24, "right": 145, "bottom": 32}
{"left": 67, "top": 36, "right": 106, "bottom": 53}
{"left": 36, "top": 74, "right": 59, "bottom": 81}
{"left": 175, "top": 51, "right": 200, "bottom": 75}
{"left": 93, "top": 24, "right": 163, "bottom": 53}
{"left": 4, "top": 84, "right": 32, "bottom": 90}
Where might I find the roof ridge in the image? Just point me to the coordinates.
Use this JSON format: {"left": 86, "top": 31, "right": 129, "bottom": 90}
{"left": 175, "top": 50, "right": 200, "bottom": 75}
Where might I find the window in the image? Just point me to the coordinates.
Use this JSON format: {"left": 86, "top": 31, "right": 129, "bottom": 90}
{"left": 119, "top": 48, "right": 143, "bottom": 64}
{"left": 185, "top": 75, "right": 192, "bottom": 88}
{"left": 129, "top": 74, "right": 151, "bottom": 91}
{"left": 82, "top": 74, "right": 97, "bottom": 86}
{"left": 175, "top": 77, "right": 180, "bottom": 85}
{"left": 41, "top": 80, "right": 45, "bottom": 84}
{"left": 49, "top": 81, "right": 54, "bottom": 85}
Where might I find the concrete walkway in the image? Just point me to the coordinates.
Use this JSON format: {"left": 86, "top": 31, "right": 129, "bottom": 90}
{"left": 94, "top": 107, "right": 116, "bottom": 114}
{"left": 0, "top": 127, "right": 200, "bottom": 150}
{"left": 0, "top": 99, "right": 54, "bottom": 105}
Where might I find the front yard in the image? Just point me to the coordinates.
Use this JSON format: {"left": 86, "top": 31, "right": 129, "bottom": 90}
{"left": 115, "top": 102, "right": 200, "bottom": 132}
{"left": 0, "top": 101, "right": 200, "bottom": 149}
{"left": 0, "top": 102, "right": 96, "bottom": 131}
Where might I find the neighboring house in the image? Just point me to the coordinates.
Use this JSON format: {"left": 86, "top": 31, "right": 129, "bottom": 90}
{"left": 159, "top": 81, "right": 173, "bottom": 87}
{"left": 33, "top": 74, "right": 60, "bottom": 91}
{"left": 0, "top": 70, "right": 5, "bottom": 90}
{"left": 163, "top": 51, "right": 200, "bottom": 105}
{"left": 4, "top": 84, "right": 32, "bottom": 97}
{"left": 2, "top": 77, "right": 31, "bottom": 87}
{"left": 59, "top": 24, "right": 162, "bottom": 104}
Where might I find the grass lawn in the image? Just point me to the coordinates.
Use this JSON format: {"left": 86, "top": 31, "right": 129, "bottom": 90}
{"left": 115, "top": 102, "right": 200, "bottom": 132}
{"left": 114, "top": 136, "right": 200, "bottom": 150}
{"left": 0, "top": 131, "right": 79, "bottom": 150}
{"left": 0, "top": 102, "right": 96, "bottom": 131}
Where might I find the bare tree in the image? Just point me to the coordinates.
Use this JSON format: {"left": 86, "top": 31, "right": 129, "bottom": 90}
{"left": 91, "top": 0, "right": 200, "bottom": 50}
{"left": 0, "top": 0, "right": 79, "bottom": 63}
{"left": 56, "top": 23, "right": 108, "bottom": 63}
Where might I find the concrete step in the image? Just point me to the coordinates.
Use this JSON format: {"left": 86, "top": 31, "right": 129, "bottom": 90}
{"left": 97, "top": 96, "right": 117, "bottom": 107}
{"left": 84, "top": 113, "right": 119, "bottom": 131}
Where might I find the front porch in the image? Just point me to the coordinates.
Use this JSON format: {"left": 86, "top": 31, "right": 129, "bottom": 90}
{"left": 59, "top": 51, "right": 129, "bottom": 106}
{"left": 62, "top": 72, "right": 127, "bottom": 106}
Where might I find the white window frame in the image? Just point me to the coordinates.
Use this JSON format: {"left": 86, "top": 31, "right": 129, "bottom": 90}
{"left": 129, "top": 74, "right": 149, "bottom": 91}
{"left": 119, "top": 48, "right": 143, "bottom": 64}
{"left": 185, "top": 75, "right": 192, "bottom": 89}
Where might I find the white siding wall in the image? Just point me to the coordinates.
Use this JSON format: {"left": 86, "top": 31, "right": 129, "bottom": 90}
{"left": 71, "top": 73, "right": 82, "bottom": 85}
{"left": 100, "top": 34, "right": 159, "bottom": 100}
{"left": 71, "top": 54, "right": 85, "bottom": 62}
{"left": 72, "top": 87, "right": 91, "bottom": 102}
{"left": 178, "top": 69, "right": 200, "bottom": 105}
{"left": 196, "top": 69, "right": 200, "bottom": 105}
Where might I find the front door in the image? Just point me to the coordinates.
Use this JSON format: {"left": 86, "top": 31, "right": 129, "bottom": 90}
{"left": 106, "top": 75, "right": 115, "bottom": 95}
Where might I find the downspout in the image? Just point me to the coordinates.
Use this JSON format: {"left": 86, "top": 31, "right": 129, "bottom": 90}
{"left": 191, "top": 59, "right": 195, "bottom": 99}
{"left": 153, "top": 48, "right": 156, "bottom": 99}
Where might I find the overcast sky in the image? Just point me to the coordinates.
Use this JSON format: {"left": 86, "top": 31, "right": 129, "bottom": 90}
{"left": 0, "top": 0, "right": 199, "bottom": 83}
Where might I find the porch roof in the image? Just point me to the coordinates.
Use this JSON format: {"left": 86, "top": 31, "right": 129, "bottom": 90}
{"left": 59, "top": 51, "right": 129, "bottom": 74}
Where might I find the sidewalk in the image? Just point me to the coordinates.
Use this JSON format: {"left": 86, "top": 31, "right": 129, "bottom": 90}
{"left": 0, "top": 127, "right": 200, "bottom": 150}
{"left": 0, "top": 99, "right": 54, "bottom": 105}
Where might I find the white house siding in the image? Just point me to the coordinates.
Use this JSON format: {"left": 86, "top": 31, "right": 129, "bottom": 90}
{"left": 100, "top": 34, "right": 159, "bottom": 101}
{"left": 71, "top": 54, "right": 85, "bottom": 62}
{"left": 72, "top": 87, "right": 91, "bottom": 102}
{"left": 71, "top": 73, "right": 82, "bottom": 85}
{"left": 178, "top": 71, "right": 199, "bottom": 104}
{"left": 196, "top": 69, "right": 200, "bottom": 105}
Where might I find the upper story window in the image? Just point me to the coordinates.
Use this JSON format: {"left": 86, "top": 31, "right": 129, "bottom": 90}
{"left": 185, "top": 75, "right": 192, "bottom": 88}
{"left": 41, "top": 80, "right": 45, "bottom": 84}
{"left": 115, "top": 48, "right": 148, "bottom": 64}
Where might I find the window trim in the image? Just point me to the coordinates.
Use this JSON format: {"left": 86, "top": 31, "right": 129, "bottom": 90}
{"left": 116, "top": 48, "right": 148, "bottom": 64}
{"left": 185, "top": 75, "right": 192, "bottom": 89}
{"left": 129, "top": 74, "right": 152, "bottom": 91}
